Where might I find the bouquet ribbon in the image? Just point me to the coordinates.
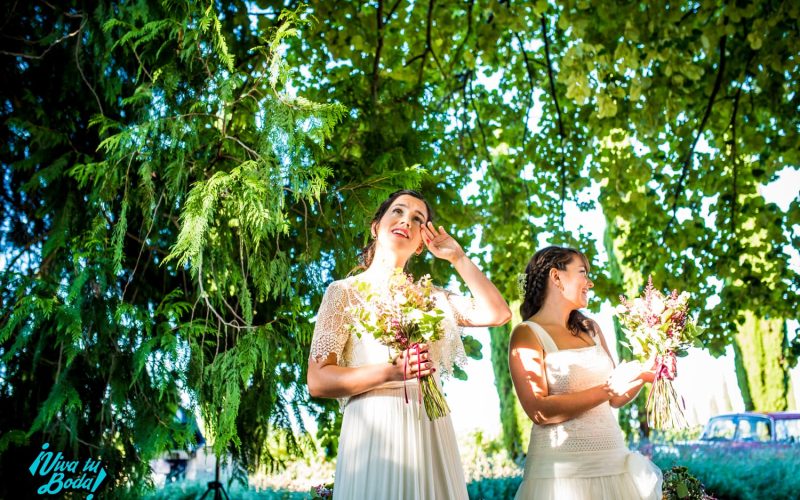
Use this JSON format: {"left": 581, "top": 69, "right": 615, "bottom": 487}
{"left": 403, "top": 343, "right": 423, "bottom": 406}
{"left": 656, "top": 352, "right": 678, "bottom": 381}
{"left": 647, "top": 352, "right": 679, "bottom": 409}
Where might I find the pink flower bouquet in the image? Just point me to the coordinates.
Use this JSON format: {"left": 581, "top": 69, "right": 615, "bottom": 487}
{"left": 616, "top": 276, "right": 701, "bottom": 429}
{"left": 349, "top": 268, "right": 450, "bottom": 420}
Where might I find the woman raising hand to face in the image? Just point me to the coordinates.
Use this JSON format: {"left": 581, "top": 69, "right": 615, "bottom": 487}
{"left": 307, "top": 190, "right": 511, "bottom": 500}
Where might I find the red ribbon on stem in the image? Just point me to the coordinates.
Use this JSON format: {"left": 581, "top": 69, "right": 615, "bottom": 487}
{"left": 646, "top": 351, "right": 678, "bottom": 409}
{"left": 657, "top": 352, "right": 678, "bottom": 381}
{"left": 403, "top": 342, "right": 423, "bottom": 406}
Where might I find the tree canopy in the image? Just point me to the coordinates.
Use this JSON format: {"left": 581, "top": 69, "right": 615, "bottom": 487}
{"left": 1, "top": 0, "right": 798, "bottom": 495}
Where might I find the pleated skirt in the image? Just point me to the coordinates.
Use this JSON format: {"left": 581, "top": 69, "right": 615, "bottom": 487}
{"left": 515, "top": 448, "right": 662, "bottom": 500}
{"left": 332, "top": 382, "right": 468, "bottom": 500}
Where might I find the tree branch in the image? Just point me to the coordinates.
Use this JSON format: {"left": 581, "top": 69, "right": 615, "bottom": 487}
{"left": 404, "top": 0, "right": 443, "bottom": 89}
{"left": 209, "top": 258, "right": 250, "bottom": 327}
{"left": 434, "top": 70, "right": 469, "bottom": 112}
{"left": 384, "top": 0, "right": 404, "bottom": 24}
{"left": 448, "top": 0, "right": 474, "bottom": 73}
{"left": 459, "top": 105, "right": 480, "bottom": 158}
{"left": 130, "top": 44, "right": 153, "bottom": 82}
{"left": 74, "top": 19, "right": 104, "bottom": 115}
{"left": 123, "top": 192, "right": 165, "bottom": 300}
{"left": 197, "top": 258, "right": 261, "bottom": 331}
{"left": 466, "top": 76, "right": 492, "bottom": 165}
{"left": 541, "top": 15, "right": 567, "bottom": 221}
{"left": 371, "top": 0, "right": 385, "bottom": 107}
{"left": 224, "top": 135, "right": 261, "bottom": 160}
{"left": 511, "top": 33, "right": 541, "bottom": 239}
{"left": 0, "top": 19, "right": 83, "bottom": 60}
{"left": 730, "top": 80, "right": 741, "bottom": 234}
{"left": 541, "top": 15, "right": 566, "bottom": 141}
{"left": 515, "top": 32, "right": 537, "bottom": 150}
{"left": 42, "top": 0, "right": 83, "bottom": 18}
{"left": 424, "top": 0, "right": 444, "bottom": 75}
{"left": 124, "top": 231, "right": 169, "bottom": 256}
{"left": 667, "top": 34, "right": 727, "bottom": 227}
{"left": 3, "top": 233, "right": 45, "bottom": 272}
{"left": 0, "top": 0, "right": 19, "bottom": 32}
{"left": 425, "top": 0, "right": 445, "bottom": 76}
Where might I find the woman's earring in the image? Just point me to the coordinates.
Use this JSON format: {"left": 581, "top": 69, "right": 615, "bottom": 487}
{"left": 415, "top": 244, "right": 424, "bottom": 255}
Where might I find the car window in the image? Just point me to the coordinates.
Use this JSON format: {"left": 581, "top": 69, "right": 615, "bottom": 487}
{"left": 737, "top": 418, "right": 771, "bottom": 442}
{"left": 704, "top": 417, "right": 736, "bottom": 440}
{"left": 775, "top": 419, "right": 800, "bottom": 443}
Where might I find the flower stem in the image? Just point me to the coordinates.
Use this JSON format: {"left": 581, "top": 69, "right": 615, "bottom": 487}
{"left": 420, "top": 377, "right": 450, "bottom": 420}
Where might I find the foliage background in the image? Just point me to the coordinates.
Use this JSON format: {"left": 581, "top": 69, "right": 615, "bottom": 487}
{"left": 1, "top": 0, "right": 798, "bottom": 497}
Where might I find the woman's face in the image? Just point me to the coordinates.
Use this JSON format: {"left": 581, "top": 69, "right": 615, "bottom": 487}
{"left": 373, "top": 194, "right": 429, "bottom": 256}
{"left": 556, "top": 255, "right": 594, "bottom": 309}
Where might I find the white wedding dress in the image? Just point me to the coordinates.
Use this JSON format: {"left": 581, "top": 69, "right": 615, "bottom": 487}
{"left": 515, "top": 321, "right": 663, "bottom": 500}
{"left": 309, "top": 275, "right": 475, "bottom": 500}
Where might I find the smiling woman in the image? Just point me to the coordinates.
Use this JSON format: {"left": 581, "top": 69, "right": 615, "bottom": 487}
{"left": 354, "top": 190, "right": 435, "bottom": 273}
{"left": 306, "top": 189, "right": 511, "bottom": 500}
{"left": 509, "top": 246, "right": 662, "bottom": 500}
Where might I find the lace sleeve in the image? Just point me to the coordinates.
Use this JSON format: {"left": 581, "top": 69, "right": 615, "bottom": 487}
{"left": 429, "top": 287, "right": 469, "bottom": 378}
{"left": 440, "top": 289, "right": 479, "bottom": 326}
{"left": 309, "top": 281, "right": 351, "bottom": 364}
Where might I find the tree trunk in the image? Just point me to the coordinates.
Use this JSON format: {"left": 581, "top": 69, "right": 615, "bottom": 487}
{"left": 733, "top": 312, "right": 790, "bottom": 411}
{"left": 612, "top": 316, "right": 651, "bottom": 442}
{"left": 489, "top": 303, "right": 531, "bottom": 460}
{"left": 604, "top": 219, "right": 651, "bottom": 442}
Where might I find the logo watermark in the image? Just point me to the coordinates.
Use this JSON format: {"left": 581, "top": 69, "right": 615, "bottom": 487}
{"left": 29, "top": 443, "right": 107, "bottom": 498}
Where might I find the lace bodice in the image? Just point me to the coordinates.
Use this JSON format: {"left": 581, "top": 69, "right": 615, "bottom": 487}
{"left": 525, "top": 321, "right": 626, "bottom": 454}
{"left": 309, "top": 275, "right": 476, "bottom": 384}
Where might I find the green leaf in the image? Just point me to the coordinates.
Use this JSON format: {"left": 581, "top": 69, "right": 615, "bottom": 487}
{"left": 462, "top": 334, "right": 483, "bottom": 360}
{"left": 452, "top": 365, "right": 468, "bottom": 381}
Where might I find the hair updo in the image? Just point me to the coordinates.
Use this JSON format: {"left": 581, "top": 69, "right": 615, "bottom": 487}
{"left": 519, "top": 246, "right": 594, "bottom": 336}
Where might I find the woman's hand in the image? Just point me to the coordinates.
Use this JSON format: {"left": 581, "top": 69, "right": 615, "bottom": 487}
{"left": 606, "top": 360, "right": 649, "bottom": 397}
{"left": 421, "top": 221, "right": 511, "bottom": 327}
{"left": 422, "top": 222, "right": 466, "bottom": 264}
{"left": 640, "top": 355, "right": 658, "bottom": 383}
{"left": 387, "top": 344, "right": 435, "bottom": 382}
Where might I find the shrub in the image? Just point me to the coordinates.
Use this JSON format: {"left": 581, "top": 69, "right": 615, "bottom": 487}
{"left": 651, "top": 444, "right": 800, "bottom": 500}
{"left": 467, "top": 475, "right": 523, "bottom": 500}
{"left": 144, "top": 482, "right": 306, "bottom": 499}
{"left": 662, "top": 465, "right": 715, "bottom": 500}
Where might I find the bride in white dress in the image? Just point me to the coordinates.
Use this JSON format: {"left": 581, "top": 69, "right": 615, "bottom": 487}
{"left": 509, "top": 246, "right": 663, "bottom": 500}
{"left": 307, "top": 190, "right": 511, "bottom": 500}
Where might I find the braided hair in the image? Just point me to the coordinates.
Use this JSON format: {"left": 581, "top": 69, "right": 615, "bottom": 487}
{"left": 356, "top": 189, "right": 434, "bottom": 270}
{"left": 520, "top": 246, "right": 594, "bottom": 336}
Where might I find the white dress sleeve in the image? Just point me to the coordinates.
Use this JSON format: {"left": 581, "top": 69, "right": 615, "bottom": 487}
{"left": 309, "top": 281, "right": 351, "bottom": 365}
{"left": 429, "top": 287, "right": 470, "bottom": 378}
{"left": 439, "top": 289, "right": 479, "bottom": 326}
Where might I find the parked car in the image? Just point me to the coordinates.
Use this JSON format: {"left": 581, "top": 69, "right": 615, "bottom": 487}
{"left": 697, "top": 411, "right": 800, "bottom": 445}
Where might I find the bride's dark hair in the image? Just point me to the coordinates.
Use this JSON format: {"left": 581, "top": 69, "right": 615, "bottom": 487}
{"left": 356, "top": 189, "right": 434, "bottom": 270}
{"left": 520, "top": 246, "right": 594, "bottom": 336}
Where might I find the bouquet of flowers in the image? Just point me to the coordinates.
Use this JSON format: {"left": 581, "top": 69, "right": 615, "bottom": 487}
{"left": 616, "top": 276, "right": 701, "bottom": 429}
{"left": 349, "top": 268, "right": 450, "bottom": 420}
